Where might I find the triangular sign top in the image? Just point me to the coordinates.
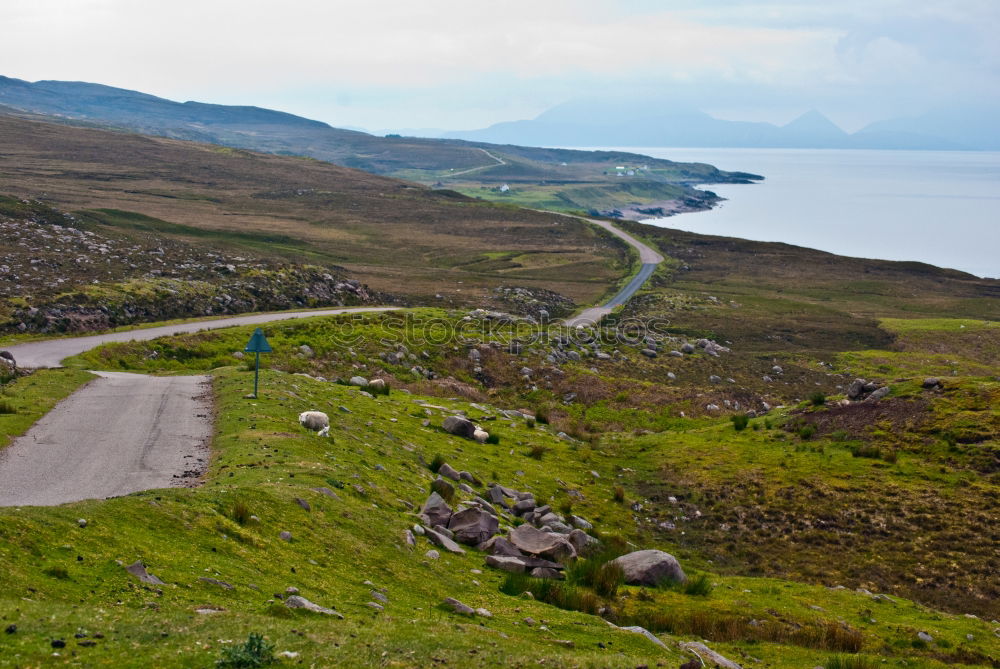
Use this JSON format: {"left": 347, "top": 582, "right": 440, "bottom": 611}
{"left": 245, "top": 328, "right": 272, "bottom": 353}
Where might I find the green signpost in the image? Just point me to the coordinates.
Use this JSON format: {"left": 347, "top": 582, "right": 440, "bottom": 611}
{"left": 244, "top": 327, "right": 272, "bottom": 398}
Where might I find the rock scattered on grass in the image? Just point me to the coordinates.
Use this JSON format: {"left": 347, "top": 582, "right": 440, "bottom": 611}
{"left": 679, "top": 641, "right": 742, "bottom": 668}
{"left": 611, "top": 549, "right": 685, "bottom": 586}
{"left": 285, "top": 595, "right": 344, "bottom": 618}
{"left": 125, "top": 561, "right": 165, "bottom": 585}
{"left": 441, "top": 597, "right": 475, "bottom": 616}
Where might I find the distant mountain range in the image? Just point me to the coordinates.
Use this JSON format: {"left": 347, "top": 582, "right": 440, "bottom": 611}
{"left": 0, "top": 76, "right": 749, "bottom": 182}
{"left": 443, "top": 99, "right": 1000, "bottom": 151}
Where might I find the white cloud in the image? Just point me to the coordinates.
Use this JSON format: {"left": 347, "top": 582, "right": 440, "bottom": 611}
{"left": 0, "top": 0, "right": 995, "bottom": 128}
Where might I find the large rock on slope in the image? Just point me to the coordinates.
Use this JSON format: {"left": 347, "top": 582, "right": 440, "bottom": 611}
{"left": 422, "top": 526, "right": 466, "bottom": 554}
{"left": 611, "top": 549, "right": 686, "bottom": 586}
{"left": 447, "top": 507, "right": 499, "bottom": 545}
{"left": 509, "top": 524, "right": 576, "bottom": 562}
{"left": 478, "top": 536, "right": 524, "bottom": 557}
{"left": 443, "top": 415, "right": 477, "bottom": 439}
{"left": 421, "top": 492, "right": 453, "bottom": 527}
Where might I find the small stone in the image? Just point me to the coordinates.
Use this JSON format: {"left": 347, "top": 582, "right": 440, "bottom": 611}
{"left": 279, "top": 531, "right": 293, "bottom": 542}
{"left": 51, "top": 639, "right": 66, "bottom": 648}
{"left": 442, "top": 597, "right": 475, "bottom": 616}
{"left": 917, "top": 631, "right": 934, "bottom": 643}
{"left": 285, "top": 595, "right": 344, "bottom": 618}
{"left": 124, "top": 561, "right": 164, "bottom": 585}
{"left": 425, "top": 549, "right": 440, "bottom": 559}
{"left": 77, "top": 519, "right": 87, "bottom": 528}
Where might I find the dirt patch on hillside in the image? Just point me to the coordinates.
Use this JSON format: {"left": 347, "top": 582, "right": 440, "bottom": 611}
{"left": 796, "top": 398, "right": 930, "bottom": 438}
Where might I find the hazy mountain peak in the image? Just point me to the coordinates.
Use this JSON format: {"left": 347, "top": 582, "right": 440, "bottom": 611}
{"left": 783, "top": 109, "right": 845, "bottom": 135}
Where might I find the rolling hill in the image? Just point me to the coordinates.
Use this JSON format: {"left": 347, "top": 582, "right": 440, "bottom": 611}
{"left": 0, "top": 76, "right": 761, "bottom": 217}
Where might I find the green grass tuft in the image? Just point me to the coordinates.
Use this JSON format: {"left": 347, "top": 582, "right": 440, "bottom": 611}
{"left": 216, "top": 632, "right": 275, "bottom": 668}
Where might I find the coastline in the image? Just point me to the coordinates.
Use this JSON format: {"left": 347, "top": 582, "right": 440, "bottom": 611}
{"left": 617, "top": 194, "right": 724, "bottom": 222}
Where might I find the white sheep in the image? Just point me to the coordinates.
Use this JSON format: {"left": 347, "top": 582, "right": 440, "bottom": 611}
{"left": 298, "top": 410, "right": 330, "bottom": 435}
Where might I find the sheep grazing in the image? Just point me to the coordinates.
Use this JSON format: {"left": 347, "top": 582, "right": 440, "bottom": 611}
{"left": 298, "top": 411, "right": 330, "bottom": 434}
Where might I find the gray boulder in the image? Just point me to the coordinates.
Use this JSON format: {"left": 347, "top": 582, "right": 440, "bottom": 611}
{"left": 547, "top": 521, "right": 574, "bottom": 534}
{"left": 865, "top": 386, "right": 891, "bottom": 402}
{"left": 530, "top": 567, "right": 563, "bottom": 579}
{"left": 422, "top": 526, "right": 466, "bottom": 554}
{"left": 847, "top": 378, "right": 867, "bottom": 399}
{"left": 285, "top": 595, "right": 344, "bottom": 618}
{"left": 680, "top": 343, "right": 695, "bottom": 354}
{"left": 922, "top": 377, "right": 941, "bottom": 389}
{"left": 125, "top": 561, "right": 164, "bottom": 585}
{"left": 509, "top": 524, "right": 577, "bottom": 562}
{"left": 349, "top": 375, "right": 369, "bottom": 387}
{"left": 567, "top": 529, "right": 599, "bottom": 554}
{"left": 640, "top": 348, "right": 657, "bottom": 358}
{"left": 486, "top": 486, "right": 507, "bottom": 505}
{"left": 485, "top": 554, "right": 563, "bottom": 573}
{"left": 478, "top": 536, "right": 524, "bottom": 557}
{"left": 438, "top": 462, "right": 461, "bottom": 481}
{"left": 512, "top": 499, "right": 536, "bottom": 515}
{"left": 421, "top": 492, "right": 453, "bottom": 528}
{"left": 538, "top": 512, "right": 562, "bottom": 526}
{"left": 443, "top": 415, "right": 477, "bottom": 439}
{"left": 612, "top": 549, "right": 685, "bottom": 586}
{"left": 442, "top": 597, "right": 475, "bottom": 616}
{"left": 678, "top": 642, "right": 742, "bottom": 669}
{"left": 459, "top": 470, "right": 479, "bottom": 484}
{"left": 447, "top": 507, "right": 499, "bottom": 545}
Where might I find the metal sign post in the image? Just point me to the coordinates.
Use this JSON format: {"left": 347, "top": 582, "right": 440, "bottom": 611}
{"left": 244, "top": 327, "right": 272, "bottom": 398}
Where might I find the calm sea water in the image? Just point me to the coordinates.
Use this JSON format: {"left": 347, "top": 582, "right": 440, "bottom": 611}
{"left": 602, "top": 148, "right": 1000, "bottom": 279}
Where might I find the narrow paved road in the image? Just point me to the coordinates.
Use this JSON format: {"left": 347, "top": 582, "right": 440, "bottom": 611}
{"left": 0, "top": 306, "right": 394, "bottom": 506}
{"left": 0, "top": 215, "right": 660, "bottom": 506}
{"left": 0, "top": 372, "right": 211, "bottom": 506}
{"left": 562, "top": 217, "right": 664, "bottom": 327}
{"left": 5, "top": 306, "right": 396, "bottom": 369}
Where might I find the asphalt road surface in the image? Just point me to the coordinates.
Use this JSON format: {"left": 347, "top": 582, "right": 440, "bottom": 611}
{"left": 0, "top": 306, "right": 394, "bottom": 506}
{"left": 0, "top": 372, "right": 211, "bottom": 506}
{"left": 4, "top": 306, "right": 396, "bottom": 369}
{"left": 562, "top": 217, "right": 664, "bottom": 327}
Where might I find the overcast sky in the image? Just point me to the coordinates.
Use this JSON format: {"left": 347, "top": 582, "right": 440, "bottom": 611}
{"left": 2, "top": 0, "right": 998, "bottom": 132}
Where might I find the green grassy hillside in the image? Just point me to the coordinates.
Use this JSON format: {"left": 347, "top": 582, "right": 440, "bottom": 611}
{"left": 2, "top": 342, "right": 996, "bottom": 667}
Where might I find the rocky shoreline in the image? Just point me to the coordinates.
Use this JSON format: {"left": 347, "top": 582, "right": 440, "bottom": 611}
{"left": 618, "top": 194, "right": 723, "bottom": 222}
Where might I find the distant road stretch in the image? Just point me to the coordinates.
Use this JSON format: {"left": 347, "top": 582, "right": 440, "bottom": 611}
{"left": 5, "top": 307, "right": 397, "bottom": 369}
{"left": 0, "top": 215, "right": 660, "bottom": 506}
{"left": 562, "top": 217, "right": 664, "bottom": 327}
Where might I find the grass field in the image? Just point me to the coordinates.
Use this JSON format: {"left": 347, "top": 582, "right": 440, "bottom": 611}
{"left": 2, "top": 310, "right": 997, "bottom": 666}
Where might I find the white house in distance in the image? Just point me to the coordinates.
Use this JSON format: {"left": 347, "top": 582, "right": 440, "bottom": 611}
{"left": 499, "top": 183, "right": 510, "bottom": 192}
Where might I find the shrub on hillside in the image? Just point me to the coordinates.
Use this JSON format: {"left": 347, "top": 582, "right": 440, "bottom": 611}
{"left": 730, "top": 414, "right": 749, "bottom": 431}
{"left": 230, "top": 500, "right": 253, "bottom": 526}
{"left": 216, "top": 632, "right": 274, "bottom": 668}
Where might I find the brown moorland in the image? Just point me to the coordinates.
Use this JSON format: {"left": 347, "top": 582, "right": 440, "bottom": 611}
{"left": 0, "top": 113, "right": 631, "bottom": 305}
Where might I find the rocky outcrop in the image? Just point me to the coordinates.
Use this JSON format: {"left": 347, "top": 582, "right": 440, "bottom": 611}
{"left": 509, "top": 524, "right": 576, "bottom": 562}
{"left": 447, "top": 507, "right": 499, "bottom": 545}
{"left": 420, "top": 492, "right": 453, "bottom": 528}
